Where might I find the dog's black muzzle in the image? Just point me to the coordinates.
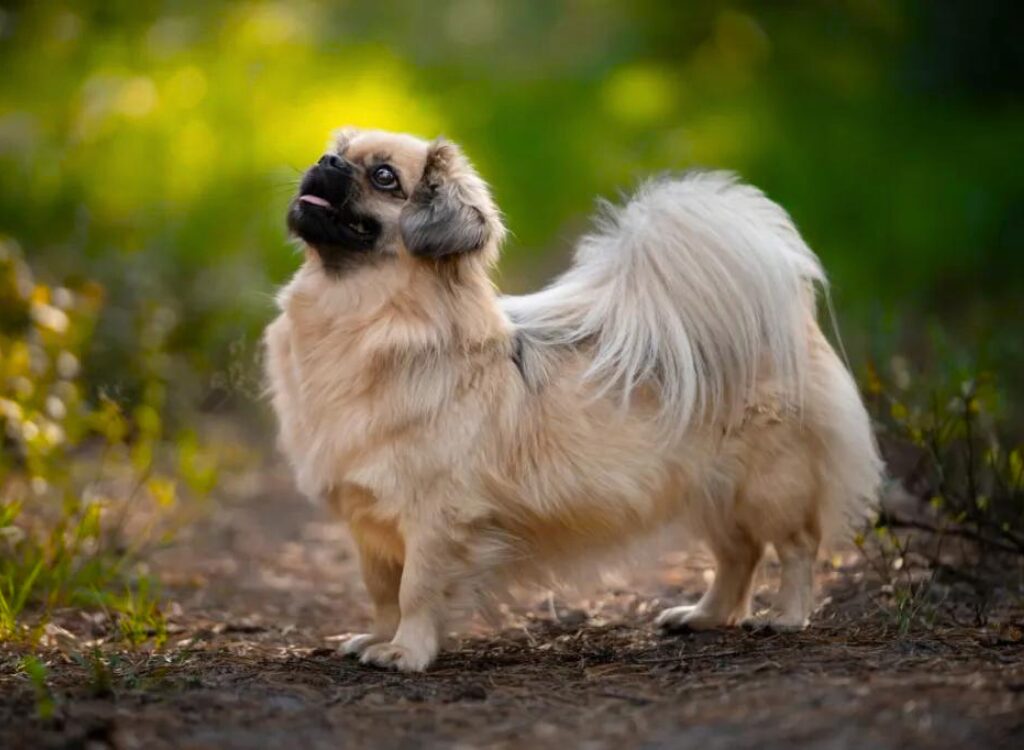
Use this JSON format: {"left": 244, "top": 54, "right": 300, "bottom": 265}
{"left": 287, "top": 154, "right": 382, "bottom": 266}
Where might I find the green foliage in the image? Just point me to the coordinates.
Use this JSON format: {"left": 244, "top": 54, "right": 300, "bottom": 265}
{"left": 0, "top": 241, "right": 216, "bottom": 645}
{"left": 857, "top": 354, "right": 1024, "bottom": 631}
{"left": 869, "top": 358, "right": 1024, "bottom": 555}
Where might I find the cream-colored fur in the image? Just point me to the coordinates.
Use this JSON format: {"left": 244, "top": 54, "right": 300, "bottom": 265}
{"left": 264, "top": 129, "right": 882, "bottom": 672}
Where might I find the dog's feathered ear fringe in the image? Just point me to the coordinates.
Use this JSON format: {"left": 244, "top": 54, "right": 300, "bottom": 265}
{"left": 328, "top": 126, "right": 359, "bottom": 155}
{"left": 400, "top": 139, "right": 506, "bottom": 261}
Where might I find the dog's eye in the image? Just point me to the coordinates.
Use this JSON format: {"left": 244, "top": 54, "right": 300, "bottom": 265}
{"left": 370, "top": 165, "right": 399, "bottom": 191}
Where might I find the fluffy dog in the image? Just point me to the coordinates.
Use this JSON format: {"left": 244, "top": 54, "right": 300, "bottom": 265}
{"left": 264, "top": 128, "right": 882, "bottom": 672}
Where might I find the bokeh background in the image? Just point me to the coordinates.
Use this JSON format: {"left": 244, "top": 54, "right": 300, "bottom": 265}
{"left": 1, "top": 0, "right": 1022, "bottom": 428}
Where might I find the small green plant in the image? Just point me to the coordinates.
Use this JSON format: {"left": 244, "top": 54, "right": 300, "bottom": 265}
{"left": 109, "top": 578, "right": 167, "bottom": 647}
{"left": 855, "top": 525, "right": 940, "bottom": 635}
{"left": 0, "top": 558, "right": 44, "bottom": 637}
{"left": 70, "top": 648, "right": 116, "bottom": 698}
{"left": 20, "top": 655, "right": 56, "bottom": 720}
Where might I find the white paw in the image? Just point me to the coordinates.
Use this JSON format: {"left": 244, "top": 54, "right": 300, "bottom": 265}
{"left": 741, "top": 613, "right": 808, "bottom": 633}
{"left": 360, "top": 641, "right": 435, "bottom": 672}
{"left": 339, "top": 633, "right": 388, "bottom": 656}
{"left": 656, "top": 604, "right": 727, "bottom": 632}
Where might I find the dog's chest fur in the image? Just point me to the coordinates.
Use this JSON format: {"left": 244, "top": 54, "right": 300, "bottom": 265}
{"left": 264, "top": 261, "right": 513, "bottom": 525}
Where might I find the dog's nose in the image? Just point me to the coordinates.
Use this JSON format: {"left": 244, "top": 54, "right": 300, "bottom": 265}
{"left": 318, "top": 154, "right": 349, "bottom": 172}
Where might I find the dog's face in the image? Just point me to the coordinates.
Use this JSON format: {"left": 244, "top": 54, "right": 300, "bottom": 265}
{"left": 287, "top": 129, "right": 504, "bottom": 274}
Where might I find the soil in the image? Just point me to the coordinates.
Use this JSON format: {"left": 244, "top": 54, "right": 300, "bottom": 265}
{"left": 2, "top": 462, "right": 1022, "bottom": 750}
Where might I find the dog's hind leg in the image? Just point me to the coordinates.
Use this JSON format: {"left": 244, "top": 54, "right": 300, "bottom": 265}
{"left": 657, "top": 531, "right": 762, "bottom": 632}
{"left": 743, "top": 528, "right": 819, "bottom": 632}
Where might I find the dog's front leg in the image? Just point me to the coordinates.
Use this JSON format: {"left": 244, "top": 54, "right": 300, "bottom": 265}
{"left": 359, "top": 528, "right": 460, "bottom": 672}
{"left": 339, "top": 542, "right": 402, "bottom": 657}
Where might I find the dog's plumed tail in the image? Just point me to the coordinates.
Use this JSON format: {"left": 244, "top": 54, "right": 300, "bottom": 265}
{"left": 504, "top": 171, "right": 826, "bottom": 433}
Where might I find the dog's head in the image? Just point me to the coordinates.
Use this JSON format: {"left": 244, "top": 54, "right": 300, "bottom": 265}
{"left": 287, "top": 129, "right": 505, "bottom": 275}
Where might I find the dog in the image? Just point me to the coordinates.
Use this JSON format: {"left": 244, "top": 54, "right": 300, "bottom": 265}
{"left": 264, "top": 128, "right": 882, "bottom": 672}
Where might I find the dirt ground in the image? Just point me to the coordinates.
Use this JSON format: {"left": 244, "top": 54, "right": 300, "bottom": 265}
{"left": 2, "top": 461, "right": 1023, "bottom": 750}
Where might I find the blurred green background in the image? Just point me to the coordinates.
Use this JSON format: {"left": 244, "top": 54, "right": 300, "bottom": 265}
{"left": 1, "top": 0, "right": 1022, "bottom": 425}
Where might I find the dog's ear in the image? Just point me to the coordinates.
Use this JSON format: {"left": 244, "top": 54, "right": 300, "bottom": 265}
{"left": 400, "top": 139, "right": 505, "bottom": 259}
{"left": 328, "top": 126, "right": 359, "bottom": 155}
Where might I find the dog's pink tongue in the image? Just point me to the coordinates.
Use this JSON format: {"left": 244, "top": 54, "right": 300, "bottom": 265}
{"left": 299, "top": 194, "right": 331, "bottom": 208}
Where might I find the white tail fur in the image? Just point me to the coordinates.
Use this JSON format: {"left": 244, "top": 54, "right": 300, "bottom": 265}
{"left": 503, "top": 171, "right": 828, "bottom": 437}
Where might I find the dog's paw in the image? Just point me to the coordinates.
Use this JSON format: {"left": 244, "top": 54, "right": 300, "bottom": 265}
{"left": 338, "top": 633, "right": 388, "bottom": 657}
{"left": 360, "top": 641, "right": 434, "bottom": 672}
{"left": 740, "top": 613, "right": 808, "bottom": 634}
{"left": 656, "top": 605, "right": 727, "bottom": 632}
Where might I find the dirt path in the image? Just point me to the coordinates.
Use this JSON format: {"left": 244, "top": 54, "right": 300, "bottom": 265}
{"left": 3, "top": 462, "right": 1023, "bottom": 749}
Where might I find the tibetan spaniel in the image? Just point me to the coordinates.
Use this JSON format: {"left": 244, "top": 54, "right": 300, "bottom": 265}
{"left": 264, "top": 128, "right": 882, "bottom": 672}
